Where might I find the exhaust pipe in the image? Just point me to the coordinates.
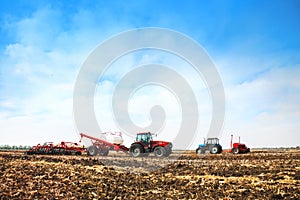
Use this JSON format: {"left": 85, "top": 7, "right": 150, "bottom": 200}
{"left": 230, "top": 134, "right": 233, "bottom": 149}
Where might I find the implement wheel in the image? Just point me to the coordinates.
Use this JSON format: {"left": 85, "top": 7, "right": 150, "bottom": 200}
{"left": 87, "top": 146, "right": 98, "bottom": 156}
{"left": 232, "top": 148, "right": 239, "bottom": 154}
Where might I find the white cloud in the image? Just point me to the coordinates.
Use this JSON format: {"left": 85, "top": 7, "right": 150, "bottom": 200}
{"left": 0, "top": 7, "right": 91, "bottom": 145}
{"left": 1, "top": 4, "right": 299, "bottom": 150}
{"left": 221, "top": 66, "right": 300, "bottom": 148}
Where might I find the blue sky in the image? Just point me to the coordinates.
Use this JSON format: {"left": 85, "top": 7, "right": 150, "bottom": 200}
{"left": 0, "top": 0, "right": 299, "bottom": 147}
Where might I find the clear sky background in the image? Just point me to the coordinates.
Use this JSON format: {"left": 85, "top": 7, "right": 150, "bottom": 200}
{"left": 0, "top": 0, "right": 299, "bottom": 148}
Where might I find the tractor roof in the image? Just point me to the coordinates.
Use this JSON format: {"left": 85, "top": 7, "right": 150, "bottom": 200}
{"left": 137, "top": 132, "right": 152, "bottom": 135}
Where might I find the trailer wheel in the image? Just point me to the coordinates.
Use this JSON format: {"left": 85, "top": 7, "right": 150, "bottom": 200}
{"left": 232, "top": 148, "right": 239, "bottom": 154}
{"left": 130, "top": 144, "right": 143, "bottom": 157}
{"left": 154, "top": 147, "right": 166, "bottom": 157}
{"left": 87, "top": 146, "right": 98, "bottom": 156}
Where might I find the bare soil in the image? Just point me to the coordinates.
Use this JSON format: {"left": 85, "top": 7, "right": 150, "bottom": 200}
{"left": 0, "top": 149, "right": 299, "bottom": 199}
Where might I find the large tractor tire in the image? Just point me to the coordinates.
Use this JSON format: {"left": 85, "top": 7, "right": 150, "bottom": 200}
{"left": 210, "top": 146, "right": 219, "bottom": 154}
{"left": 130, "top": 144, "right": 144, "bottom": 157}
{"left": 154, "top": 147, "right": 166, "bottom": 157}
{"left": 87, "top": 145, "right": 98, "bottom": 156}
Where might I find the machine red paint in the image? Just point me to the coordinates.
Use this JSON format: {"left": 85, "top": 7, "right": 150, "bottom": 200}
{"left": 230, "top": 134, "right": 250, "bottom": 154}
{"left": 80, "top": 132, "right": 172, "bottom": 157}
{"left": 25, "top": 141, "right": 85, "bottom": 155}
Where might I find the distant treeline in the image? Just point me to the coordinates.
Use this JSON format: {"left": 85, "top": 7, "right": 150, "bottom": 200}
{"left": 0, "top": 145, "right": 32, "bottom": 150}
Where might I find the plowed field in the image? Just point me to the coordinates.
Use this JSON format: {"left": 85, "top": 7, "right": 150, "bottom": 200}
{"left": 1, "top": 150, "right": 299, "bottom": 199}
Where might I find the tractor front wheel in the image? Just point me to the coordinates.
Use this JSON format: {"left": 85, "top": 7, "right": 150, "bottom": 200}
{"left": 154, "top": 147, "right": 166, "bottom": 157}
{"left": 130, "top": 144, "right": 144, "bottom": 157}
{"left": 87, "top": 146, "right": 98, "bottom": 156}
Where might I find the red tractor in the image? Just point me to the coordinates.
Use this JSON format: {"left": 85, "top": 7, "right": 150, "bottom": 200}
{"left": 230, "top": 135, "right": 250, "bottom": 154}
{"left": 129, "top": 132, "right": 172, "bottom": 157}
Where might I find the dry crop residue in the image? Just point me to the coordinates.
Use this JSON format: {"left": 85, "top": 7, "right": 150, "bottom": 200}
{"left": 0, "top": 150, "right": 299, "bottom": 199}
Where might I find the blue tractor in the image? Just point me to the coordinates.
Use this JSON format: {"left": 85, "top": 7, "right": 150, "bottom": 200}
{"left": 196, "top": 138, "right": 222, "bottom": 154}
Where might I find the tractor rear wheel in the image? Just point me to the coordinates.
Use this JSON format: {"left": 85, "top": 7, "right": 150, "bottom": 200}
{"left": 154, "top": 147, "right": 166, "bottom": 157}
{"left": 130, "top": 144, "right": 144, "bottom": 157}
{"left": 87, "top": 146, "right": 98, "bottom": 156}
{"left": 232, "top": 148, "right": 239, "bottom": 154}
{"left": 210, "top": 146, "right": 219, "bottom": 154}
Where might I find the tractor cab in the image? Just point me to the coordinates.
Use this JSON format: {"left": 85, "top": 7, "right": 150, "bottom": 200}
{"left": 206, "top": 138, "right": 220, "bottom": 145}
{"left": 136, "top": 132, "right": 153, "bottom": 145}
{"left": 198, "top": 138, "right": 220, "bottom": 148}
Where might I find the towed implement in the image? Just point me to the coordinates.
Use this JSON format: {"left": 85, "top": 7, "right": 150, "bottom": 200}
{"left": 230, "top": 135, "right": 250, "bottom": 154}
{"left": 25, "top": 141, "right": 85, "bottom": 155}
{"left": 79, "top": 132, "right": 129, "bottom": 156}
